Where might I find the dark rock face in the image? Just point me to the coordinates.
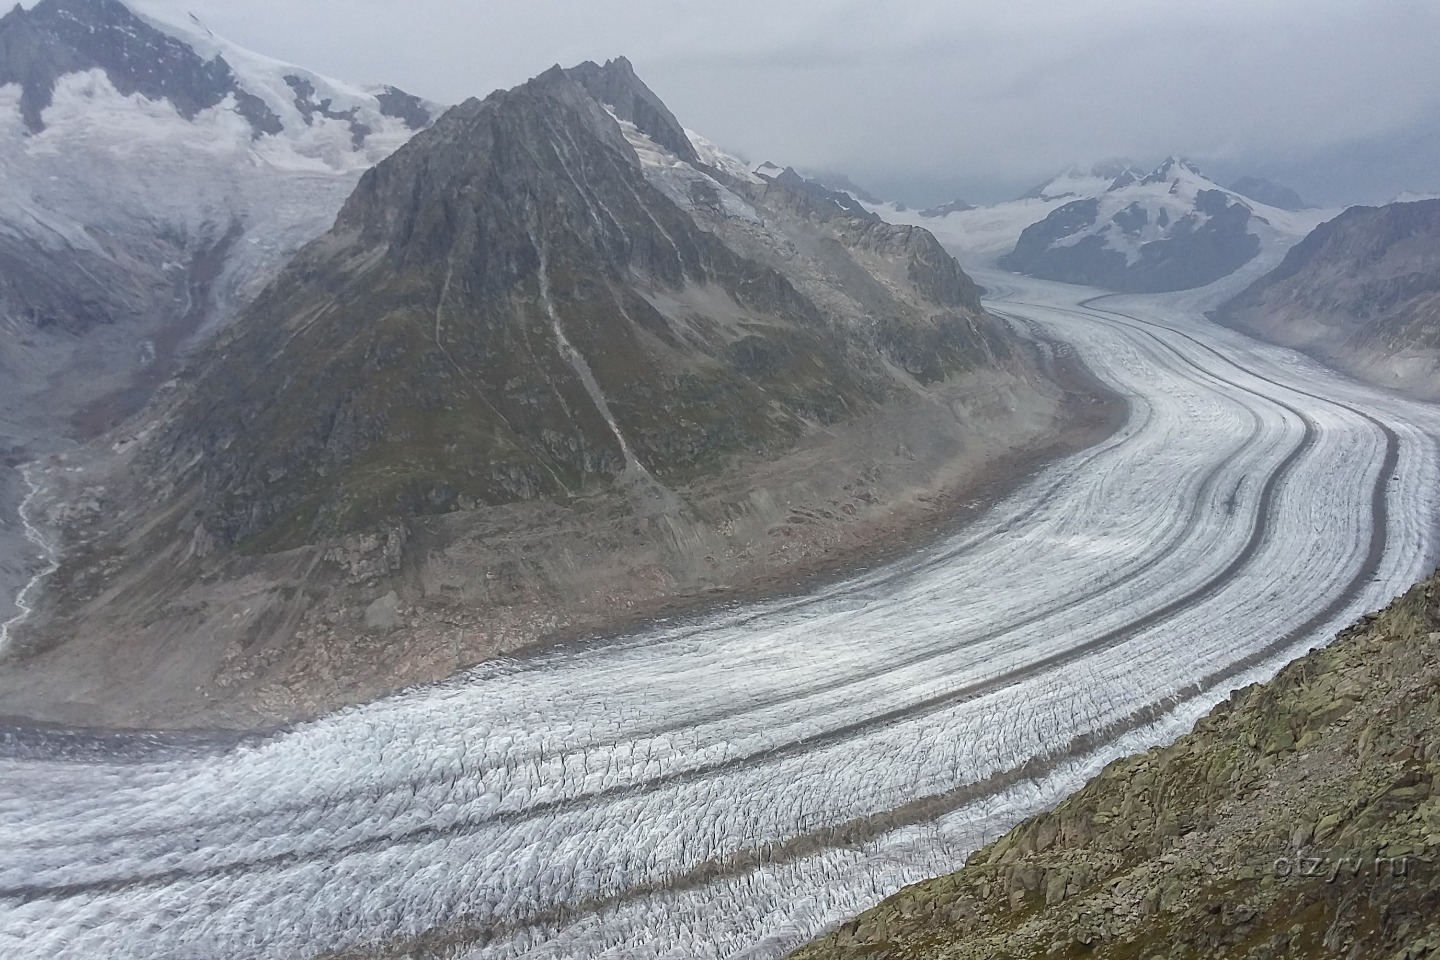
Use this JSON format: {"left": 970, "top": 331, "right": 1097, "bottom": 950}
{"left": 999, "top": 159, "right": 1263, "bottom": 293}
{"left": 1123, "top": 193, "right": 1259, "bottom": 292}
{"left": 1111, "top": 201, "right": 1148, "bottom": 235}
{"left": 1217, "top": 199, "right": 1440, "bottom": 398}
{"left": 1001, "top": 199, "right": 1127, "bottom": 287}
{"left": 143, "top": 64, "right": 1000, "bottom": 550}
{"left": 375, "top": 85, "right": 433, "bottom": 130}
{"left": 1106, "top": 169, "right": 1138, "bottom": 191}
{"left": 284, "top": 74, "right": 370, "bottom": 147}
{"left": 769, "top": 167, "right": 882, "bottom": 222}
{"left": 0, "top": 0, "right": 282, "bottom": 135}
{"left": 563, "top": 56, "right": 700, "bottom": 165}
{"left": 0, "top": 235, "right": 142, "bottom": 336}
{"left": 1230, "top": 175, "right": 1309, "bottom": 211}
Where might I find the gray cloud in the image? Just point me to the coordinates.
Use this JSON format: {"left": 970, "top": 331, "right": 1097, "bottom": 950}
{"left": 131, "top": 0, "right": 1440, "bottom": 205}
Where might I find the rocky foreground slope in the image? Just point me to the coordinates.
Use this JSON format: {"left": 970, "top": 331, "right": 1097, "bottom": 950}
{"left": 0, "top": 59, "right": 1108, "bottom": 728}
{"left": 795, "top": 570, "right": 1440, "bottom": 959}
{"left": 1217, "top": 199, "right": 1440, "bottom": 401}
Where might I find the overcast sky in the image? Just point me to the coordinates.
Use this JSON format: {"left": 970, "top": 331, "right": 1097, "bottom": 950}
{"left": 130, "top": 0, "right": 1440, "bottom": 205}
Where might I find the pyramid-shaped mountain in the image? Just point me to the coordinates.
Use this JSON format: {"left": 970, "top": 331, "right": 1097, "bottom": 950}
{"left": 125, "top": 62, "right": 1017, "bottom": 550}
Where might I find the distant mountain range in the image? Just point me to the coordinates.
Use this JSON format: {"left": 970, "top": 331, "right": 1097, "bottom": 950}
{"left": 852, "top": 160, "right": 1331, "bottom": 294}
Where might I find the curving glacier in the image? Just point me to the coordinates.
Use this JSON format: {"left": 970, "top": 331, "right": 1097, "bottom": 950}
{"left": 2, "top": 274, "right": 1439, "bottom": 959}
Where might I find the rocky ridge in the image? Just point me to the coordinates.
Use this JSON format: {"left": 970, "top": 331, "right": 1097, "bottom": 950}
{"left": 1217, "top": 199, "right": 1440, "bottom": 400}
{"left": 795, "top": 570, "right": 1440, "bottom": 960}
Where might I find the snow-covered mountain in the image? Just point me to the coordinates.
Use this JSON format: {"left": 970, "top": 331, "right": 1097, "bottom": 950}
{"left": 997, "top": 157, "right": 1332, "bottom": 292}
{"left": 0, "top": 0, "right": 438, "bottom": 444}
{"left": 858, "top": 158, "right": 1335, "bottom": 293}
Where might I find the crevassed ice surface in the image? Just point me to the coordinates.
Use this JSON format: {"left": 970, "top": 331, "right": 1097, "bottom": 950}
{"left": 3, "top": 275, "right": 1439, "bottom": 960}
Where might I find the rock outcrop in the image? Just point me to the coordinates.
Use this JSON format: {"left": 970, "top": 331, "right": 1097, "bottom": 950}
{"left": 796, "top": 570, "right": 1440, "bottom": 960}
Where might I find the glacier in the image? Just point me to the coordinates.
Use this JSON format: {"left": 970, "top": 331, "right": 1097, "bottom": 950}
{"left": 2, "top": 269, "right": 1438, "bottom": 959}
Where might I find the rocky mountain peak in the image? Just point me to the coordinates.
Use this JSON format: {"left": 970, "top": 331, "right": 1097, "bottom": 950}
{"left": 335, "top": 64, "right": 671, "bottom": 290}
{"left": 807, "top": 171, "right": 883, "bottom": 205}
{"left": 1143, "top": 155, "right": 1205, "bottom": 185}
{"left": 763, "top": 166, "right": 882, "bottom": 222}
{"left": 0, "top": 49, "right": 1060, "bottom": 731}
{"left": 562, "top": 55, "right": 699, "bottom": 165}
{"left": 120, "top": 58, "right": 1003, "bottom": 551}
{"left": 1001, "top": 154, "right": 1271, "bottom": 292}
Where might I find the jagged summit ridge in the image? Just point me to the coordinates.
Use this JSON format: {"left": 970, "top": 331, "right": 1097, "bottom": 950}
{"left": 1141, "top": 154, "right": 1206, "bottom": 185}
{"left": 563, "top": 55, "right": 698, "bottom": 165}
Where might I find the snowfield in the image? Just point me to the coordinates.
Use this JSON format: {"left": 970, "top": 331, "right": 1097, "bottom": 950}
{"left": 2, "top": 273, "right": 1439, "bottom": 959}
